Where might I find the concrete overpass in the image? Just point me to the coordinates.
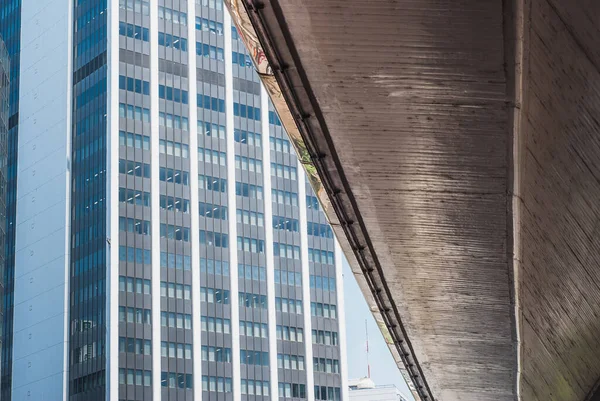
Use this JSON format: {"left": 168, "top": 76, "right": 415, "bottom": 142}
{"left": 225, "top": 0, "right": 600, "bottom": 400}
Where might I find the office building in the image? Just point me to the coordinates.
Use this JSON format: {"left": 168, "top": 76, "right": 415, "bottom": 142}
{"left": 1, "top": 0, "right": 348, "bottom": 400}
{"left": 0, "top": 34, "right": 8, "bottom": 394}
{"left": 348, "top": 378, "right": 410, "bottom": 401}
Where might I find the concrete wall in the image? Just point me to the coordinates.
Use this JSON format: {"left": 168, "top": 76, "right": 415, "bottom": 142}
{"left": 519, "top": 0, "right": 600, "bottom": 399}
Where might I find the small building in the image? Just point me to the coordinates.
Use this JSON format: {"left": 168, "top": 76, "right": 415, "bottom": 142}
{"left": 349, "top": 377, "right": 410, "bottom": 401}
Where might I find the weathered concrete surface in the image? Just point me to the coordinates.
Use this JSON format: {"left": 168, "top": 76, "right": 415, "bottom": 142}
{"left": 233, "top": 0, "right": 600, "bottom": 399}
{"left": 519, "top": 1, "right": 600, "bottom": 400}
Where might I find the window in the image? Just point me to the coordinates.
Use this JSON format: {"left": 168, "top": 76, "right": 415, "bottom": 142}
{"left": 119, "top": 246, "right": 152, "bottom": 264}
{"left": 119, "top": 75, "right": 150, "bottom": 95}
{"left": 276, "top": 325, "right": 304, "bottom": 343}
{"left": 237, "top": 236, "right": 265, "bottom": 253}
{"left": 119, "top": 131, "right": 150, "bottom": 150}
{"left": 159, "top": 111, "right": 189, "bottom": 130}
{"left": 197, "top": 94, "right": 226, "bottom": 112}
{"left": 313, "top": 357, "right": 340, "bottom": 374}
{"left": 158, "top": 32, "right": 188, "bottom": 51}
{"left": 202, "top": 346, "right": 232, "bottom": 362}
{"left": 119, "top": 188, "right": 150, "bottom": 207}
{"left": 119, "top": 103, "right": 150, "bottom": 122}
{"left": 310, "top": 274, "right": 337, "bottom": 291}
{"left": 272, "top": 189, "right": 298, "bottom": 206}
{"left": 271, "top": 162, "right": 297, "bottom": 180}
{"left": 201, "top": 316, "right": 231, "bottom": 334}
{"left": 200, "top": 287, "right": 230, "bottom": 304}
{"left": 198, "top": 121, "right": 226, "bottom": 138}
{"left": 159, "top": 195, "right": 190, "bottom": 213}
{"left": 236, "top": 209, "right": 264, "bottom": 227}
{"left": 196, "top": 43, "right": 224, "bottom": 60}
{"left": 195, "top": 17, "right": 224, "bottom": 35}
{"left": 314, "top": 386, "right": 341, "bottom": 401}
{"left": 234, "top": 129, "right": 261, "bottom": 146}
{"left": 272, "top": 215, "right": 299, "bottom": 232}
{"left": 199, "top": 174, "right": 227, "bottom": 192}
{"left": 236, "top": 182, "right": 263, "bottom": 199}
{"left": 199, "top": 202, "right": 227, "bottom": 219}
{"left": 231, "top": 26, "right": 240, "bottom": 40}
{"left": 311, "top": 329, "right": 339, "bottom": 346}
{"left": 238, "top": 292, "right": 268, "bottom": 309}
{"left": 160, "top": 372, "right": 193, "bottom": 389}
{"left": 160, "top": 282, "right": 192, "bottom": 300}
{"left": 307, "top": 222, "right": 334, "bottom": 238}
{"left": 201, "top": 376, "right": 232, "bottom": 393}
{"left": 310, "top": 302, "right": 337, "bottom": 319}
{"left": 119, "top": 337, "right": 152, "bottom": 355}
{"left": 238, "top": 264, "right": 266, "bottom": 282}
{"left": 159, "top": 251, "right": 192, "bottom": 270}
{"left": 160, "top": 223, "right": 190, "bottom": 242}
{"left": 306, "top": 195, "right": 320, "bottom": 210}
{"left": 241, "top": 379, "right": 270, "bottom": 396}
{"left": 239, "top": 320, "right": 268, "bottom": 338}
{"left": 235, "top": 155, "right": 263, "bottom": 173}
{"left": 273, "top": 243, "right": 301, "bottom": 260}
{"left": 159, "top": 167, "right": 189, "bottom": 185}
{"left": 119, "top": 159, "right": 151, "bottom": 178}
{"left": 198, "top": 147, "right": 226, "bottom": 166}
{"left": 119, "top": 217, "right": 151, "bottom": 235}
{"left": 278, "top": 354, "right": 305, "bottom": 371}
{"left": 197, "top": 0, "right": 224, "bottom": 10}
{"left": 270, "top": 136, "right": 292, "bottom": 153}
{"left": 118, "top": 22, "right": 149, "bottom": 41}
{"left": 240, "top": 350, "right": 269, "bottom": 366}
{"left": 158, "top": 6, "right": 187, "bottom": 25}
{"left": 200, "top": 258, "right": 230, "bottom": 276}
{"left": 274, "top": 270, "right": 303, "bottom": 287}
{"left": 118, "top": 0, "right": 150, "bottom": 15}
{"left": 160, "top": 312, "right": 192, "bottom": 329}
{"left": 118, "top": 307, "right": 151, "bottom": 324}
{"left": 199, "top": 230, "right": 229, "bottom": 248}
{"left": 159, "top": 139, "right": 189, "bottom": 158}
{"left": 232, "top": 51, "right": 253, "bottom": 67}
{"left": 233, "top": 102, "right": 261, "bottom": 120}
{"left": 158, "top": 84, "right": 189, "bottom": 103}
{"left": 308, "top": 248, "right": 335, "bottom": 265}
{"left": 119, "top": 276, "right": 151, "bottom": 295}
{"left": 269, "top": 110, "right": 282, "bottom": 126}
{"left": 119, "top": 369, "right": 152, "bottom": 386}
{"left": 275, "top": 297, "right": 303, "bottom": 313}
{"left": 278, "top": 382, "right": 306, "bottom": 399}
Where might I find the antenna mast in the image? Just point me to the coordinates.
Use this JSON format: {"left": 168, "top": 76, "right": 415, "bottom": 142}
{"left": 365, "top": 319, "right": 371, "bottom": 378}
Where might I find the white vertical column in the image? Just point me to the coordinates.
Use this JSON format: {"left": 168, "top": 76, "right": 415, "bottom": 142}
{"left": 186, "top": 1, "right": 203, "bottom": 399}
{"left": 149, "top": 0, "right": 162, "bottom": 398}
{"left": 260, "top": 90, "right": 279, "bottom": 398}
{"left": 298, "top": 169, "right": 315, "bottom": 400}
{"left": 223, "top": 12, "right": 241, "bottom": 400}
{"left": 335, "top": 241, "right": 349, "bottom": 401}
{"left": 107, "top": 0, "right": 120, "bottom": 398}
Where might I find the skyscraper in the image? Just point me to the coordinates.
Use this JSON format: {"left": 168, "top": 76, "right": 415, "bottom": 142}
{"left": 0, "top": 34, "right": 9, "bottom": 392}
{"left": 4, "top": 0, "right": 348, "bottom": 400}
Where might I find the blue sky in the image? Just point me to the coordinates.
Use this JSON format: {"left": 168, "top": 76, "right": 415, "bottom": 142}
{"left": 342, "top": 258, "right": 414, "bottom": 400}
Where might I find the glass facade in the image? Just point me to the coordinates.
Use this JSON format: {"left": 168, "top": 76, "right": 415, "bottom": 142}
{"left": 0, "top": 0, "right": 20, "bottom": 398}
{"left": 0, "top": 35, "right": 8, "bottom": 399}
{"left": 5, "top": 0, "right": 346, "bottom": 399}
{"left": 69, "top": 0, "right": 108, "bottom": 399}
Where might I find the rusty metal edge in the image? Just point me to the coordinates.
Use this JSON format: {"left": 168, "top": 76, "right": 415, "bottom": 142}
{"left": 223, "top": 0, "right": 434, "bottom": 399}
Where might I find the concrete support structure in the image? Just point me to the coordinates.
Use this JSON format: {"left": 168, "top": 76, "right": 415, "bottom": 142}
{"left": 223, "top": 0, "right": 600, "bottom": 400}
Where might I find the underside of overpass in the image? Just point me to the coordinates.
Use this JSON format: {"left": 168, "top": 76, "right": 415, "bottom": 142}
{"left": 225, "top": 0, "right": 600, "bottom": 400}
